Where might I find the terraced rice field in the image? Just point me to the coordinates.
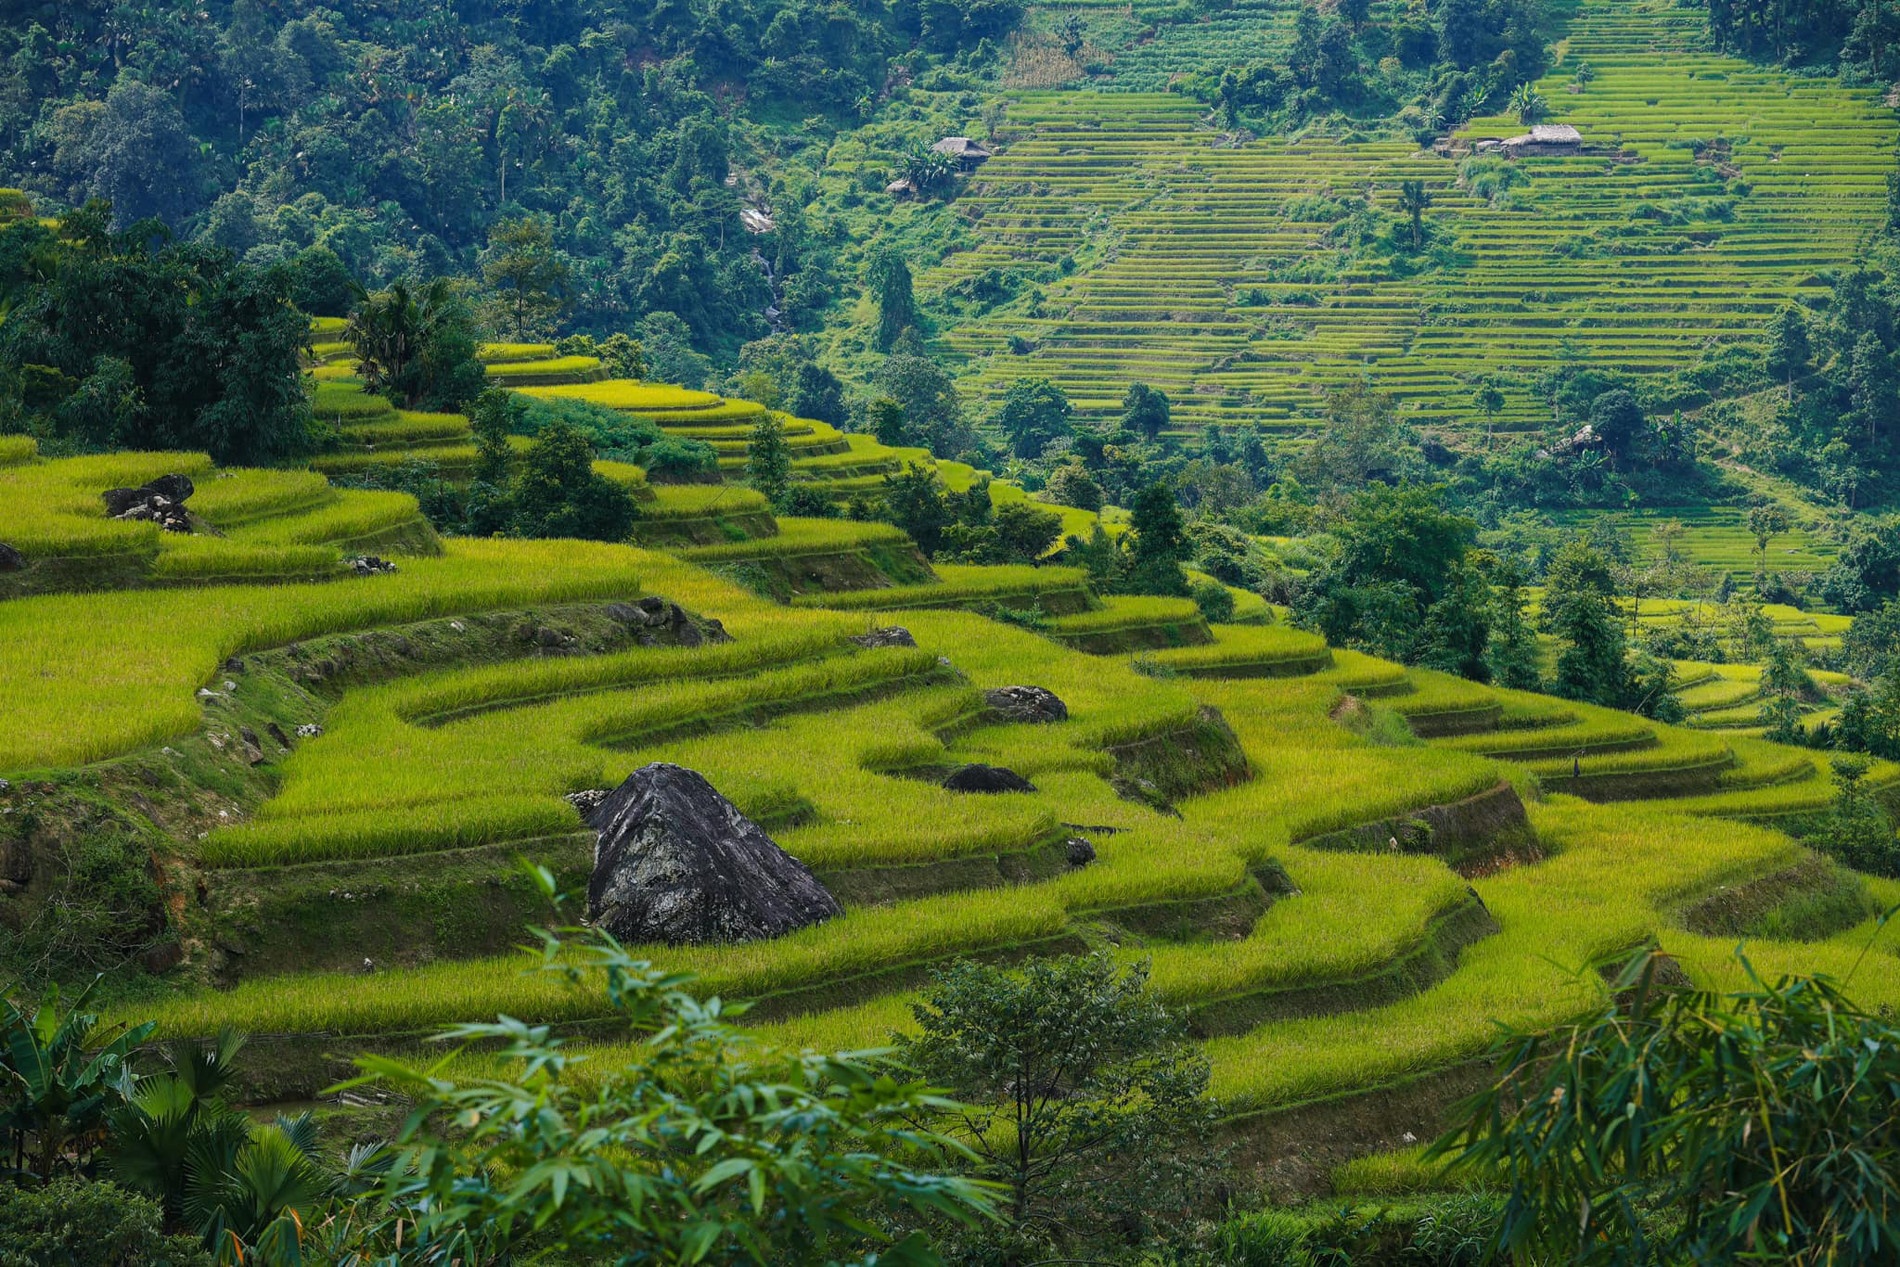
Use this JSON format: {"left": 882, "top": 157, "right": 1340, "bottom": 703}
{"left": 929, "top": 0, "right": 1895, "bottom": 436}
{"left": 6, "top": 450, "right": 1890, "bottom": 1136}
{"left": 1547, "top": 507, "right": 1838, "bottom": 582}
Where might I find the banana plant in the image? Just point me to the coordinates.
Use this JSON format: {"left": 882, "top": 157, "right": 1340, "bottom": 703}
{"left": 0, "top": 977, "right": 153, "bottom": 1182}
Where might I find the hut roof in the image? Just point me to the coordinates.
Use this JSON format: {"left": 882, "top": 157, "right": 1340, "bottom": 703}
{"left": 1503, "top": 123, "right": 1582, "bottom": 147}
{"left": 931, "top": 136, "right": 992, "bottom": 158}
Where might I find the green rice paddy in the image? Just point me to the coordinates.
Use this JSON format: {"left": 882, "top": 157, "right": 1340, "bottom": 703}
{"left": 3, "top": 446, "right": 1890, "bottom": 1126}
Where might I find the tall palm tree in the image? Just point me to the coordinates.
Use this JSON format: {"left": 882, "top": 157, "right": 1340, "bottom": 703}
{"left": 1398, "top": 179, "right": 1432, "bottom": 249}
{"left": 345, "top": 277, "right": 464, "bottom": 404}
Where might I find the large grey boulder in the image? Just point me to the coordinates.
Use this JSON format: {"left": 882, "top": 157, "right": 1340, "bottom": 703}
{"left": 585, "top": 762, "right": 841, "bottom": 946}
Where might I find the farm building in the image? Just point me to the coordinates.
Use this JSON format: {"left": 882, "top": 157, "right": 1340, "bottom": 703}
{"left": 1501, "top": 123, "right": 1582, "bottom": 156}
{"left": 931, "top": 136, "right": 993, "bottom": 169}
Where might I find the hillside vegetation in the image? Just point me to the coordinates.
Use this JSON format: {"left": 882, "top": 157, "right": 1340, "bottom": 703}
{"left": 918, "top": 0, "right": 1895, "bottom": 435}
{"left": 8, "top": 0, "right": 1900, "bottom": 1256}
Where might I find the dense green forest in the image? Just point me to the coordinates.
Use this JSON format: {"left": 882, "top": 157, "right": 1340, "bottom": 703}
{"left": 0, "top": 0, "right": 1023, "bottom": 359}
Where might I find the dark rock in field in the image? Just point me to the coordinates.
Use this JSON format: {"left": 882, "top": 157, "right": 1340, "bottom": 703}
{"left": 239, "top": 726, "right": 266, "bottom": 766}
{"left": 346, "top": 555, "right": 398, "bottom": 576}
{"left": 586, "top": 762, "right": 840, "bottom": 946}
{"left": 983, "top": 685, "right": 1068, "bottom": 724}
{"left": 608, "top": 597, "right": 730, "bottom": 646}
{"left": 266, "top": 723, "right": 291, "bottom": 750}
{"left": 145, "top": 473, "right": 195, "bottom": 504}
{"left": 1065, "top": 835, "right": 1097, "bottom": 867}
{"left": 101, "top": 487, "right": 142, "bottom": 517}
{"left": 102, "top": 475, "right": 195, "bottom": 532}
{"left": 0, "top": 542, "right": 22, "bottom": 572}
{"left": 566, "top": 788, "right": 613, "bottom": 819}
{"left": 942, "top": 763, "right": 1037, "bottom": 794}
{"left": 852, "top": 626, "right": 917, "bottom": 649}
{"left": 139, "top": 940, "right": 184, "bottom": 975}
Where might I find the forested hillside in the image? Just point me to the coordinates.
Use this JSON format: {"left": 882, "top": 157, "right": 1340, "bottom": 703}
{"left": 0, "top": 0, "right": 1015, "bottom": 356}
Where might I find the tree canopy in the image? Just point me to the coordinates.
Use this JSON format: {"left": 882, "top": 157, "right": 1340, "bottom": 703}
{"left": 0, "top": 203, "right": 311, "bottom": 464}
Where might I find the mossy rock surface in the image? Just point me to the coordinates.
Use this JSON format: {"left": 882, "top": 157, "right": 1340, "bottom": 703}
{"left": 1297, "top": 782, "right": 1540, "bottom": 876}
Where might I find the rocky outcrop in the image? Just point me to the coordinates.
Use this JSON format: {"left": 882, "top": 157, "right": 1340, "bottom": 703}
{"left": 983, "top": 685, "right": 1068, "bottom": 724}
{"left": 1064, "top": 835, "right": 1097, "bottom": 866}
{"left": 942, "top": 763, "right": 1036, "bottom": 793}
{"left": 0, "top": 543, "right": 22, "bottom": 571}
{"left": 346, "top": 555, "right": 399, "bottom": 576}
{"left": 102, "top": 475, "right": 195, "bottom": 532}
{"left": 585, "top": 762, "right": 840, "bottom": 945}
{"left": 605, "top": 597, "right": 731, "bottom": 648}
{"left": 852, "top": 626, "right": 917, "bottom": 649}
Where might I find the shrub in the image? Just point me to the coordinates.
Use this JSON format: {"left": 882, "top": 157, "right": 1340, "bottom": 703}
{"left": 1435, "top": 950, "right": 1900, "bottom": 1264}
{"left": 901, "top": 954, "right": 1224, "bottom": 1263}
{"left": 1811, "top": 755, "right": 1900, "bottom": 876}
{"left": 0, "top": 1178, "right": 210, "bottom": 1267}
{"left": 1191, "top": 576, "right": 1237, "bottom": 623}
{"left": 1042, "top": 460, "right": 1103, "bottom": 511}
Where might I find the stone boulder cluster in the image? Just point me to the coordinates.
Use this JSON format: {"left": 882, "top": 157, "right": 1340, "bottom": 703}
{"left": 345, "top": 555, "right": 399, "bottom": 576}
{"left": 934, "top": 685, "right": 1069, "bottom": 795}
{"left": 102, "top": 474, "right": 195, "bottom": 532}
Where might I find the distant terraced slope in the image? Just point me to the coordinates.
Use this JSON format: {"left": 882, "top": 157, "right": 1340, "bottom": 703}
{"left": 931, "top": 0, "right": 1894, "bottom": 437}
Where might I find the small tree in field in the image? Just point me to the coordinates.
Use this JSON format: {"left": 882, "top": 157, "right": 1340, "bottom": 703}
{"left": 1473, "top": 378, "right": 1505, "bottom": 434}
{"left": 746, "top": 412, "right": 793, "bottom": 505}
{"left": 1122, "top": 381, "right": 1171, "bottom": 441}
{"left": 900, "top": 955, "right": 1222, "bottom": 1264}
{"left": 1768, "top": 304, "right": 1810, "bottom": 399}
{"left": 1746, "top": 501, "right": 1790, "bottom": 590}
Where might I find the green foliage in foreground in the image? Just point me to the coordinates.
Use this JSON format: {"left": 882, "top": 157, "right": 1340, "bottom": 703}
{"left": 1435, "top": 949, "right": 1900, "bottom": 1266}
{"left": 6, "top": 903, "right": 1001, "bottom": 1265}
{"left": 0, "top": 1178, "right": 209, "bottom": 1267}
{"left": 339, "top": 899, "right": 998, "bottom": 1266}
